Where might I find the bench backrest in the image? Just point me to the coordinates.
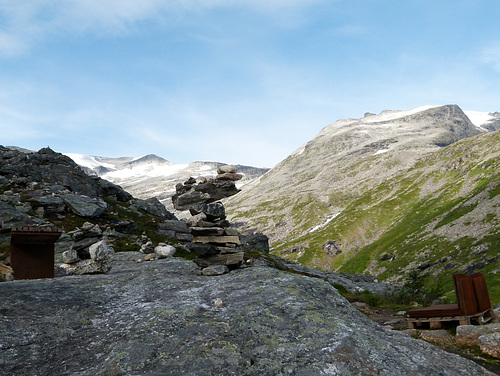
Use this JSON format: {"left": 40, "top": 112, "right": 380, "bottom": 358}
{"left": 453, "top": 273, "right": 491, "bottom": 315}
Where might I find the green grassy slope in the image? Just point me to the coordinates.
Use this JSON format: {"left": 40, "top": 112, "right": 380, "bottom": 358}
{"left": 271, "top": 131, "right": 500, "bottom": 303}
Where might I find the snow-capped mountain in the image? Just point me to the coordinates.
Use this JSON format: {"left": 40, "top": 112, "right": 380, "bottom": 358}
{"left": 464, "top": 110, "right": 500, "bottom": 131}
{"left": 224, "top": 104, "right": 500, "bottom": 289}
{"left": 64, "top": 153, "right": 269, "bottom": 212}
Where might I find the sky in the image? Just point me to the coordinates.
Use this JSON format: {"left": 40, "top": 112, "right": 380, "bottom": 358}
{"left": 1, "top": 1, "right": 499, "bottom": 168}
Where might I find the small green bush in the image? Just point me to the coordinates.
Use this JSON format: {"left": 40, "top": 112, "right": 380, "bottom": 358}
{"left": 386, "top": 270, "right": 445, "bottom": 306}
{"left": 362, "top": 291, "right": 384, "bottom": 308}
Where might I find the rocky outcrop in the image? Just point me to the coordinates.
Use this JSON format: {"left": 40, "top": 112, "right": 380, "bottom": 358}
{"left": 456, "top": 323, "right": 500, "bottom": 346}
{"left": 0, "top": 146, "right": 178, "bottom": 260}
{"left": 0, "top": 254, "right": 492, "bottom": 376}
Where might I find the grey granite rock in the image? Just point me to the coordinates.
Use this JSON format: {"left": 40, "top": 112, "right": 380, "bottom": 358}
{"left": 62, "top": 194, "right": 108, "bottom": 217}
{"left": 0, "top": 258, "right": 491, "bottom": 375}
{"left": 479, "top": 332, "right": 500, "bottom": 359}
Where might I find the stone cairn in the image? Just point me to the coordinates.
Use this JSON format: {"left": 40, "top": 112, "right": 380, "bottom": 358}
{"left": 171, "top": 165, "right": 250, "bottom": 276}
{"left": 57, "top": 222, "right": 113, "bottom": 275}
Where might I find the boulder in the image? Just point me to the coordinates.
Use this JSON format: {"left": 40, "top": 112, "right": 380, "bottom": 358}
{"left": 143, "top": 253, "right": 155, "bottom": 261}
{"left": 62, "top": 194, "right": 107, "bottom": 217}
{"left": 217, "top": 165, "right": 237, "bottom": 174}
{"left": 216, "top": 173, "right": 243, "bottom": 181}
{"left": 155, "top": 245, "right": 176, "bottom": 259}
{"left": 175, "top": 233, "right": 194, "bottom": 242}
{"left": 478, "top": 332, "right": 500, "bottom": 358}
{"left": 0, "top": 264, "right": 14, "bottom": 282}
{"left": 57, "top": 258, "right": 112, "bottom": 275}
{"left": 420, "top": 330, "right": 455, "bottom": 345}
{"left": 322, "top": 240, "right": 342, "bottom": 256}
{"left": 201, "top": 264, "right": 229, "bottom": 276}
{"left": 173, "top": 190, "right": 211, "bottom": 211}
{"left": 193, "top": 252, "right": 245, "bottom": 269}
{"left": 190, "top": 227, "right": 225, "bottom": 236}
{"left": 240, "top": 233, "right": 270, "bottom": 253}
{"left": 27, "top": 195, "right": 66, "bottom": 214}
{"left": 72, "top": 237, "right": 101, "bottom": 257}
{"left": 456, "top": 323, "right": 500, "bottom": 346}
{"left": 140, "top": 241, "right": 155, "bottom": 254}
{"left": 89, "top": 240, "right": 112, "bottom": 261}
{"left": 158, "top": 220, "right": 190, "bottom": 233}
{"left": 492, "top": 308, "right": 500, "bottom": 323}
{"left": 62, "top": 248, "right": 79, "bottom": 264}
{"left": 186, "top": 243, "right": 220, "bottom": 257}
{"left": 0, "top": 201, "right": 34, "bottom": 231}
{"left": 133, "top": 197, "right": 175, "bottom": 219}
{"left": 192, "top": 235, "right": 240, "bottom": 245}
{"left": 189, "top": 201, "right": 226, "bottom": 219}
{"left": 96, "top": 178, "right": 132, "bottom": 202}
{"left": 172, "top": 180, "right": 239, "bottom": 211}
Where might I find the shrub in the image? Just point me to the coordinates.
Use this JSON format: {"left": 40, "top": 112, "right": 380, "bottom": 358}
{"left": 386, "top": 270, "right": 444, "bottom": 306}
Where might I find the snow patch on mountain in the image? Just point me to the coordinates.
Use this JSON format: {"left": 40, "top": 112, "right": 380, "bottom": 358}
{"left": 309, "top": 212, "right": 342, "bottom": 233}
{"left": 362, "top": 105, "right": 439, "bottom": 123}
{"left": 65, "top": 153, "right": 270, "bottom": 213}
{"left": 103, "top": 162, "right": 189, "bottom": 181}
{"left": 65, "top": 153, "right": 119, "bottom": 170}
{"left": 464, "top": 111, "right": 495, "bottom": 128}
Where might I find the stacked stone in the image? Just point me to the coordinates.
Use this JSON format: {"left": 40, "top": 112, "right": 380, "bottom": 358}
{"left": 58, "top": 222, "right": 113, "bottom": 275}
{"left": 157, "top": 220, "right": 193, "bottom": 242}
{"left": 172, "top": 166, "right": 245, "bottom": 275}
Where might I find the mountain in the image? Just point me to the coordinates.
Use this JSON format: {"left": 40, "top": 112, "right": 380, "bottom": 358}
{"left": 65, "top": 153, "right": 269, "bottom": 213}
{"left": 224, "top": 104, "right": 500, "bottom": 302}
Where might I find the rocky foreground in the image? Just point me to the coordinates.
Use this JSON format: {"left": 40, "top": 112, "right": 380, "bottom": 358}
{"left": 0, "top": 253, "right": 494, "bottom": 376}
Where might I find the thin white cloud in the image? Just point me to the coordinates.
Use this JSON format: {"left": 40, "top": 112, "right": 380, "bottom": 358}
{"left": 0, "top": 0, "right": 329, "bottom": 56}
{"left": 329, "top": 24, "right": 367, "bottom": 37}
{"left": 0, "top": 31, "right": 27, "bottom": 56}
{"left": 480, "top": 42, "right": 500, "bottom": 71}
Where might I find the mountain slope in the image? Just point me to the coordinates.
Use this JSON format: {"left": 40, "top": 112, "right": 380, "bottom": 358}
{"left": 226, "top": 105, "right": 481, "bottom": 243}
{"left": 224, "top": 105, "right": 500, "bottom": 302}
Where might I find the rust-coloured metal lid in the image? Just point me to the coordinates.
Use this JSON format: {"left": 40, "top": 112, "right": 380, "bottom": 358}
{"left": 11, "top": 226, "right": 62, "bottom": 244}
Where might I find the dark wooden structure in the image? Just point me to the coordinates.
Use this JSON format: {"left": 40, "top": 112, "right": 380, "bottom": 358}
{"left": 10, "top": 226, "right": 62, "bottom": 280}
{"left": 405, "top": 273, "right": 494, "bottom": 329}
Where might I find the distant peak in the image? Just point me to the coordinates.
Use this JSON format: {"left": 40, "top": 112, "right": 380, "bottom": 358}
{"left": 130, "top": 154, "right": 171, "bottom": 165}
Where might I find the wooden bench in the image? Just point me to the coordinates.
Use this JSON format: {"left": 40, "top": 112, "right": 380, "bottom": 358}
{"left": 405, "top": 273, "right": 494, "bottom": 329}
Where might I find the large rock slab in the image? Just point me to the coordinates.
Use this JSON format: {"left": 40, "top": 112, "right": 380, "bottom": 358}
{"left": 193, "top": 252, "right": 245, "bottom": 269}
{"left": 192, "top": 235, "right": 240, "bottom": 245}
{"left": 62, "top": 194, "right": 108, "bottom": 217}
{"left": 172, "top": 180, "right": 240, "bottom": 211}
{"left": 479, "top": 332, "right": 500, "bottom": 358}
{"left": 132, "top": 197, "right": 175, "bottom": 219}
{"left": 0, "top": 258, "right": 492, "bottom": 376}
{"left": 420, "top": 330, "right": 455, "bottom": 345}
{"left": 456, "top": 323, "right": 500, "bottom": 346}
{"left": 57, "top": 258, "right": 112, "bottom": 275}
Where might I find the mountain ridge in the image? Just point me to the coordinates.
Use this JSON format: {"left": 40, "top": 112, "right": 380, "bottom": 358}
{"left": 64, "top": 153, "right": 270, "bottom": 213}
{"left": 224, "top": 104, "right": 500, "bottom": 302}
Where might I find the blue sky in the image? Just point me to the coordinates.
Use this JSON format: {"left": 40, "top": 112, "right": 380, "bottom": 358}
{"left": 1, "top": 1, "right": 499, "bottom": 167}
